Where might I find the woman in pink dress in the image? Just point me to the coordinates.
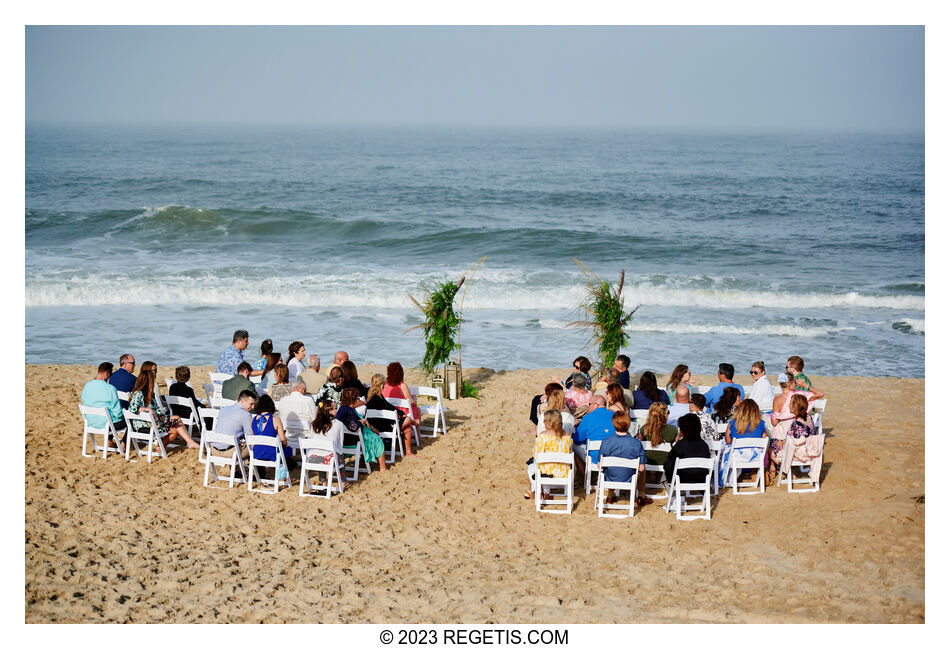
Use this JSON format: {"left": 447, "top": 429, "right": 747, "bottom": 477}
{"left": 382, "top": 362, "right": 421, "bottom": 458}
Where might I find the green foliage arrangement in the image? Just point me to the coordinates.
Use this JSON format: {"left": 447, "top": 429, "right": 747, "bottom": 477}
{"left": 406, "top": 278, "right": 464, "bottom": 377}
{"left": 460, "top": 379, "right": 479, "bottom": 399}
{"left": 569, "top": 259, "right": 639, "bottom": 377}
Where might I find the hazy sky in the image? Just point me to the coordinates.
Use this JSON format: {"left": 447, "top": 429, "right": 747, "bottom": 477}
{"left": 25, "top": 26, "right": 923, "bottom": 131}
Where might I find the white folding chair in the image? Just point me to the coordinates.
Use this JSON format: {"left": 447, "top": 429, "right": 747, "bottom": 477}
{"left": 640, "top": 441, "right": 671, "bottom": 501}
{"left": 584, "top": 439, "right": 603, "bottom": 494}
{"left": 694, "top": 385, "right": 711, "bottom": 395}
{"left": 726, "top": 437, "right": 769, "bottom": 495}
{"left": 209, "top": 372, "right": 232, "bottom": 399}
{"left": 534, "top": 452, "right": 575, "bottom": 514}
{"left": 203, "top": 382, "right": 214, "bottom": 404}
{"left": 164, "top": 395, "right": 199, "bottom": 436}
{"left": 706, "top": 439, "right": 724, "bottom": 495}
{"left": 196, "top": 407, "right": 219, "bottom": 464}
{"left": 210, "top": 396, "right": 236, "bottom": 409}
{"left": 367, "top": 408, "right": 402, "bottom": 463}
{"left": 664, "top": 457, "right": 714, "bottom": 520}
{"left": 410, "top": 386, "right": 448, "bottom": 438}
{"left": 632, "top": 409, "right": 650, "bottom": 423}
{"left": 115, "top": 390, "right": 131, "bottom": 405}
{"left": 594, "top": 456, "right": 640, "bottom": 518}
{"left": 716, "top": 422, "right": 728, "bottom": 439}
{"left": 122, "top": 409, "right": 167, "bottom": 463}
{"left": 246, "top": 434, "right": 291, "bottom": 494}
{"left": 298, "top": 437, "right": 344, "bottom": 498}
{"left": 779, "top": 433, "right": 825, "bottom": 493}
{"left": 78, "top": 405, "right": 124, "bottom": 459}
{"left": 384, "top": 397, "right": 421, "bottom": 447}
{"left": 810, "top": 399, "right": 827, "bottom": 435}
{"left": 202, "top": 431, "right": 247, "bottom": 488}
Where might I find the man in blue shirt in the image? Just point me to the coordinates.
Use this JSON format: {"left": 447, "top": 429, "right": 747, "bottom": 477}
{"left": 108, "top": 353, "right": 136, "bottom": 407}
{"left": 573, "top": 395, "right": 616, "bottom": 480}
{"left": 212, "top": 390, "right": 257, "bottom": 456}
{"left": 703, "top": 363, "right": 746, "bottom": 413}
{"left": 81, "top": 362, "right": 127, "bottom": 437}
{"left": 216, "top": 329, "right": 250, "bottom": 374}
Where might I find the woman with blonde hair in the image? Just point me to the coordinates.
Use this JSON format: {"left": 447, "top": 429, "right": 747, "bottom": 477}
{"left": 665, "top": 364, "right": 693, "bottom": 401}
{"left": 535, "top": 387, "right": 575, "bottom": 437}
{"left": 605, "top": 383, "right": 627, "bottom": 414}
{"left": 719, "top": 398, "right": 768, "bottom": 487}
{"left": 639, "top": 401, "right": 678, "bottom": 465}
{"left": 525, "top": 409, "right": 574, "bottom": 500}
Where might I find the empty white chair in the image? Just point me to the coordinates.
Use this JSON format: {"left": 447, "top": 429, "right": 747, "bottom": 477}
{"left": 726, "top": 437, "right": 769, "bottom": 495}
{"left": 694, "top": 385, "right": 711, "bottom": 395}
{"left": 246, "top": 434, "right": 291, "bottom": 494}
{"left": 210, "top": 396, "right": 236, "bottom": 409}
{"left": 202, "top": 431, "right": 247, "bottom": 488}
{"left": 594, "top": 456, "right": 640, "bottom": 518}
{"left": 631, "top": 409, "right": 650, "bottom": 423}
{"left": 584, "top": 439, "right": 603, "bottom": 494}
{"left": 664, "top": 457, "right": 714, "bottom": 521}
{"left": 640, "top": 441, "right": 671, "bottom": 501}
{"left": 122, "top": 409, "right": 167, "bottom": 463}
{"left": 298, "top": 437, "right": 344, "bottom": 498}
{"left": 384, "top": 396, "right": 421, "bottom": 448}
{"left": 196, "top": 407, "right": 219, "bottom": 464}
{"left": 367, "top": 408, "right": 402, "bottom": 463}
{"left": 810, "top": 399, "right": 828, "bottom": 435}
{"left": 115, "top": 390, "right": 131, "bottom": 404}
{"left": 209, "top": 372, "right": 232, "bottom": 399}
{"left": 410, "top": 386, "right": 448, "bottom": 437}
{"left": 779, "top": 433, "right": 825, "bottom": 493}
{"left": 78, "top": 405, "right": 124, "bottom": 459}
{"left": 534, "top": 451, "right": 575, "bottom": 514}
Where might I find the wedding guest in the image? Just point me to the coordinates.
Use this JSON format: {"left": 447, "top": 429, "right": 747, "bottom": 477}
{"left": 631, "top": 371, "right": 671, "bottom": 410}
{"left": 287, "top": 341, "right": 307, "bottom": 384}
{"left": 216, "top": 329, "right": 249, "bottom": 374}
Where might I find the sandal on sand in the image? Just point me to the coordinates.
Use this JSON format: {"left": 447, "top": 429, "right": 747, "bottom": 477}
{"left": 524, "top": 489, "right": 533, "bottom": 500}
{"left": 635, "top": 496, "right": 650, "bottom": 507}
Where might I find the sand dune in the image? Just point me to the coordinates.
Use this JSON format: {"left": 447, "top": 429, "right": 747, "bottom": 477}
{"left": 25, "top": 364, "right": 924, "bottom": 623}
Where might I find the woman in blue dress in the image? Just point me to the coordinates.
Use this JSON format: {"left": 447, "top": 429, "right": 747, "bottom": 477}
{"left": 251, "top": 394, "right": 297, "bottom": 471}
{"left": 717, "top": 398, "right": 768, "bottom": 487}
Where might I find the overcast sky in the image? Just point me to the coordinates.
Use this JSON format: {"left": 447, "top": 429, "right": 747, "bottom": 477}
{"left": 25, "top": 26, "right": 923, "bottom": 131}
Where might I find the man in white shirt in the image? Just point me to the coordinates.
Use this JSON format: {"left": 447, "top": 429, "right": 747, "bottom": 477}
{"left": 667, "top": 384, "right": 691, "bottom": 426}
{"left": 277, "top": 381, "right": 317, "bottom": 444}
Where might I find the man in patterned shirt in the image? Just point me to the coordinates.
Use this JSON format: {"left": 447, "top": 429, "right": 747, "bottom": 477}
{"left": 216, "top": 329, "right": 249, "bottom": 374}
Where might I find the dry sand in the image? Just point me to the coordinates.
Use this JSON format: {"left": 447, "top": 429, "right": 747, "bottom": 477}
{"left": 25, "top": 364, "right": 924, "bottom": 623}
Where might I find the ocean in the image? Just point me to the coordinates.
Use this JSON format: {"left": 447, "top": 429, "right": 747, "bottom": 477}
{"left": 25, "top": 124, "right": 924, "bottom": 377}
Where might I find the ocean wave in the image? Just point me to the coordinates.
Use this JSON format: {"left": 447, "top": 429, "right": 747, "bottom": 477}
{"left": 24, "top": 271, "right": 927, "bottom": 312}
{"left": 892, "top": 318, "right": 925, "bottom": 334}
{"left": 538, "top": 318, "right": 854, "bottom": 337}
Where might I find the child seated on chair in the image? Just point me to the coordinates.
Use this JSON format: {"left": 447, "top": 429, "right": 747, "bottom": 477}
{"left": 664, "top": 413, "right": 710, "bottom": 485}
{"left": 598, "top": 411, "right": 649, "bottom": 507}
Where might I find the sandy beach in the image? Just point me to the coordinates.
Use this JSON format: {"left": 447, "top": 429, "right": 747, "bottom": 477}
{"left": 24, "top": 364, "right": 924, "bottom": 623}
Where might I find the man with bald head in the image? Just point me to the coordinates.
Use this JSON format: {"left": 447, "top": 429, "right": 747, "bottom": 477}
{"left": 326, "top": 350, "right": 349, "bottom": 376}
{"left": 667, "top": 384, "right": 691, "bottom": 426}
{"left": 572, "top": 394, "right": 617, "bottom": 480}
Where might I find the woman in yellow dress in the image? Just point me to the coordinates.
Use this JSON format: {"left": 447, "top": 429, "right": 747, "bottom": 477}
{"left": 525, "top": 409, "right": 574, "bottom": 499}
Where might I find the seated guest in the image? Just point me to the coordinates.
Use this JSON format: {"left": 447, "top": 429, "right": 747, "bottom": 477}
{"left": 768, "top": 393, "right": 816, "bottom": 484}
{"left": 364, "top": 373, "right": 403, "bottom": 471}
{"left": 81, "top": 362, "right": 126, "bottom": 441}
{"left": 340, "top": 360, "right": 369, "bottom": 400}
{"left": 382, "top": 362, "right": 421, "bottom": 458}
{"left": 251, "top": 394, "right": 297, "bottom": 471}
{"left": 336, "top": 387, "right": 386, "bottom": 470}
{"left": 314, "top": 366, "right": 345, "bottom": 408}
{"left": 688, "top": 393, "right": 719, "bottom": 441}
{"left": 533, "top": 387, "right": 575, "bottom": 437}
{"left": 300, "top": 354, "right": 328, "bottom": 395}
{"left": 598, "top": 411, "right": 648, "bottom": 506}
{"left": 748, "top": 361, "right": 775, "bottom": 415}
{"left": 663, "top": 413, "right": 710, "bottom": 486}
{"left": 326, "top": 350, "right": 349, "bottom": 377}
{"left": 528, "top": 382, "right": 564, "bottom": 429}
{"left": 212, "top": 390, "right": 257, "bottom": 459}
{"left": 216, "top": 329, "right": 249, "bottom": 375}
{"left": 771, "top": 371, "right": 824, "bottom": 439}
{"left": 252, "top": 338, "right": 272, "bottom": 377}
{"left": 703, "top": 363, "right": 745, "bottom": 412}
{"left": 605, "top": 384, "right": 628, "bottom": 414}
{"left": 711, "top": 386, "right": 741, "bottom": 424}
{"left": 639, "top": 402, "right": 677, "bottom": 465}
{"left": 665, "top": 364, "right": 694, "bottom": 402}
{"left": 258, "top": 352, "right": 282, "bottom": 391}
{"left": 614, "top": 354, "right": 631, "bottom": 390}
{"left": 305, "top": 403, "right": 350, "bottom": 485}
{"left": 525, "top": 409, "right": 573, "bottom": 499}
{"left": 572, "top": 395, "right": 616, "bottom": 479}
{"left": 565, "top": 372, "right": 593, "bottom": 418}
{"left": 631, "top": 371, "right": 671, "bottom": 411}
{"left": 718, "top": 398, "right": 768, "bottom": 487}
{"left": 268, "top": 363, "right": 294, "bottom": 401}
{"left": 560, "top": 355, "right": 592, "bottom": 391}
{"left": 287, "top": 341, "right": 307, "bottom": 384}
{"left": 666, "top": 384, "right": 691, "bottom": 426}
{"left": 221, "top": 362, "right": 255, "bottom": 401}
{"left": 593, "top": 369, "right": 635, "bottom": 408}
{"left": 276, "top": 381, "right": 317, "bottom": 445}
{"left": 108, "top": 354, "right": 137, "bottom": 406}
{"left": 128, "top": 363, "right": 198, "bottom": 449}
{"left": 786, "top": 355, "right": 814, "bottom": 392}
{"left": 168, "top": 365, "right": 205, "bottom": 424}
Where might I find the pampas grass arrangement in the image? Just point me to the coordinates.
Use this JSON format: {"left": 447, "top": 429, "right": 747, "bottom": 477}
{"left": 569, "top": 258, "right": 639, "bottom": 377}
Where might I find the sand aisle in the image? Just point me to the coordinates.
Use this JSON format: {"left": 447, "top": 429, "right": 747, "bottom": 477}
{"left": 25, "top": 365, "right": 924, "bottom": 623}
